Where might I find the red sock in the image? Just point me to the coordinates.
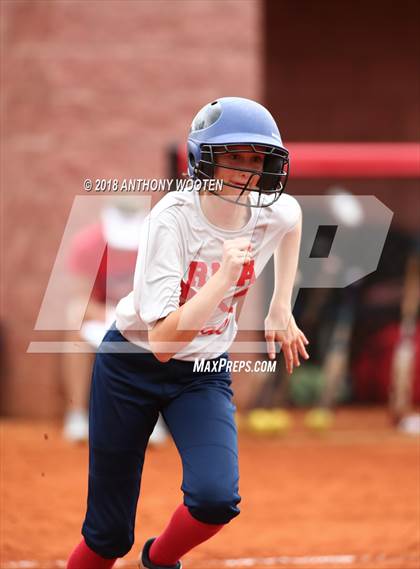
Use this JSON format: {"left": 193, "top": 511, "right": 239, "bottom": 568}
{"left": 149, "top": 504, "right": 224, "bottom": 566}
{"left": 67, "top": 539, "right": 117, "bottom": 569}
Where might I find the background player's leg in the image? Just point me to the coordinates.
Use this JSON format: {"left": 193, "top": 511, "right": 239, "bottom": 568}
{"left": 61, "top": 330, "right": 92, "bottom": 442}
{"left": 149, "top": 369, "right": 240, "bottom": 566}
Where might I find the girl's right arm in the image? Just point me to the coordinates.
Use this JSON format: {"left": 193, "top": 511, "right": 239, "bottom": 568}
{"left": 149, "top": 237, "right": 252, "bottom": 362}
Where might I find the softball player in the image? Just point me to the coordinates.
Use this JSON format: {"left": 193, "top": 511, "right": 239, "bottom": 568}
{"left": 67, "top": 97, "right": 309, "bottom": 569}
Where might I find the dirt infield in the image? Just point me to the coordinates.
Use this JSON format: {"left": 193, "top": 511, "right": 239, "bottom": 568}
{"left": 1, "top": 407, "right": 419, "bottom": 569}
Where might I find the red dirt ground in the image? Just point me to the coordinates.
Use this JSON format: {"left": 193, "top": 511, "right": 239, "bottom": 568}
{"left": 1, "top": 407, "right": 419, "bottom": 569}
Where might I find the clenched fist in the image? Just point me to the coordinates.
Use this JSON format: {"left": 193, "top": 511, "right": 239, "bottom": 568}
{"left": 219, "top": 238, "right": 252, "bottom": 287}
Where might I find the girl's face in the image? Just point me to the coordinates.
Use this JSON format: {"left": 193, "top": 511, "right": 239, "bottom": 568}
{"left": 213, "top": 145, "right": 264, "bottom": 198}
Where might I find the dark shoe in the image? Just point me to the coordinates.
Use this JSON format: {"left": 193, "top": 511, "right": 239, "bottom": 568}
{"left": 140, "top": 538, "right": 182, "bottom": 569}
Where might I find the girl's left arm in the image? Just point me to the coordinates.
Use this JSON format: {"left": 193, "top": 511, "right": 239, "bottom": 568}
{"left": 265, "top": 214, "right": 310, "bottom": 373}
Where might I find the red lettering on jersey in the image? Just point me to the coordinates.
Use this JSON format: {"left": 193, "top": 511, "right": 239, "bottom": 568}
{"left": 216, "top": 260, "right": 255, "bottom": 313}
{"left": 236, "top": 259, "right": 256, "bottom": 287}
{"left": 189, "top": 261, "right": 207, "bottom": 287}
{"left": 180, "top": 261, "right": 207, "bottom": 304}
{"left": 200, "top": 316, "right": 230, "bottom": 336}
{"left": 219, "top": 300, "right": 234, "bottom": 314}
{"left": 211, "top": 261, "right": 221, "bottom": 275}
{"left": 180, "top": 260, "right": 255, "bottom": 312}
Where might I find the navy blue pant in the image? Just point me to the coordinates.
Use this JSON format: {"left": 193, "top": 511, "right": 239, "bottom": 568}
{"left": 82, "top": 327, "right": 241, "bottom": 559}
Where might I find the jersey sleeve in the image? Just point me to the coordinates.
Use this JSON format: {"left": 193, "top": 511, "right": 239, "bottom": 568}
{"left": 132, "top": 212, "right": 183, "bottom": 329}
{"left": 275, "top": 193, "right": 302, "bottom": 235}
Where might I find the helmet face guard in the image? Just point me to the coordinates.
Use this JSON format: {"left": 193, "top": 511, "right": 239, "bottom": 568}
{"left": 193, "top": 143, "right": 290, "bottom": 208}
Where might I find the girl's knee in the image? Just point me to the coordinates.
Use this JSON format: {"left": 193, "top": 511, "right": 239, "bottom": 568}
{"left": 82, "top": 525, "right": 134, "bottom": 558}
{"left": 185, "top": 483, "right": 241, "bottom": 524}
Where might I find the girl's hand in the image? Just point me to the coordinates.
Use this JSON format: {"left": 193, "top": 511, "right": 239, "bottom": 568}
{"left": 264, "top": 309, "right": 309, "bottom": 374}
{"left": 219, "top": 238, "right": 252, "bottom": 287}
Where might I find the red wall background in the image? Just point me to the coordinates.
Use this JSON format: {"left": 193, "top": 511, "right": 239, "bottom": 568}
{"left": 1, "top": 0, "right": 261, "bottom": 417}
{"left": 264, "top": 0, "right": 419, "bottom": 231}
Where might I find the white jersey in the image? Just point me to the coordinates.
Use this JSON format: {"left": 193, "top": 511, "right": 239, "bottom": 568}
{"left": 115, "top": 189, "right": 301, "bottom": 360}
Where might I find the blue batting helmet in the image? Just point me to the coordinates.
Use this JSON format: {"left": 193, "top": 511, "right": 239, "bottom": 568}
{"left": 187, "top": 97, "right": 289, "bottom": 207}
